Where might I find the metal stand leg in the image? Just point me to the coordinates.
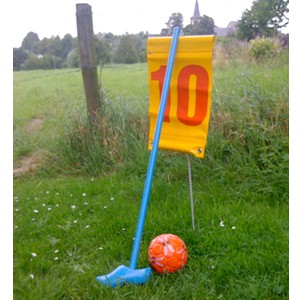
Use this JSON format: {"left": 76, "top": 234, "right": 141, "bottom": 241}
{"left": 187, "top": 155, "right": 195, "bottom": 230}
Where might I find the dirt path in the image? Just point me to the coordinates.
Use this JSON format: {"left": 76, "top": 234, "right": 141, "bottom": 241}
{"left": 14, "top": 118, "right": 44, "bottom": 177}
{"left": 24, "top": 118, "right": 43, "bottom": 133}
{"left": 13, "top": 151, "right": 43, "bottom": 177}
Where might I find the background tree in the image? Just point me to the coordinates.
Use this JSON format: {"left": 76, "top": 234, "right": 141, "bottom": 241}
{"left": 161, "top": 13, "right": 184, "bottom": 35}
{"left": 14, "top": 30, "right": 154, "bottom": 69}
{"left": 268, "top": 0, "right": 289, "bottom": 30}
{"left": 95, "top": 39, "right": 112, "bottom": 65}
{"left": 60, "top": 34, "right": 74, "bottom": 59}
{"left": 130, "top": 31, "right": 147, "bottom": 63}
{"left": 67, "top": 48, "right": 80, "bottom": 68}
{"left": 160, "top": 28, "right": 169, "bottom": 36}
{"left": 13, "top": 48, "right": 29, "bottom": 71}
{"left": 114, "top": 35, "right": 138, "bottom": 64}
{"left": 183, "top": 15, "right": 215, "bottom": 35}
{"left": 21, "top": 32, "right": 40, "bottom": 53}
{"left": 34, "top": 38, "right": 48, "bottom": 55}
{"left": 237, "top": 0, "right": 289, "bottom": 41}
{"left": 46, "top": 36, "right": 62, "bottom": 57}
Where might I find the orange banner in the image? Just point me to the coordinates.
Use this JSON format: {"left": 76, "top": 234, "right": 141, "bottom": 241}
{"left": 147, "top": 35, "right": 215, "bottom": 158}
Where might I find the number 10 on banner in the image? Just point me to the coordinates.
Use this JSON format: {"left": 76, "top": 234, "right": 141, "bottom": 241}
{"left": 147, "top": 35, "right": 215, "bottom": 158}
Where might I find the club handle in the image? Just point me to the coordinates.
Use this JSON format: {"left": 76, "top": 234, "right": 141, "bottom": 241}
{"left": 129, "top": 27, "right": 180, "bottom": 269}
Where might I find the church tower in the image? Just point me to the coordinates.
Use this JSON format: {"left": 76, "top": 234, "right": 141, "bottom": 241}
{"left": 190, "top": 0, "right": 201, "bottom": 25}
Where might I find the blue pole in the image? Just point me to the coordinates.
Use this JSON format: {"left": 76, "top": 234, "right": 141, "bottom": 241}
{"left": 129, "top": 27, "right": 180, "bottom": 269}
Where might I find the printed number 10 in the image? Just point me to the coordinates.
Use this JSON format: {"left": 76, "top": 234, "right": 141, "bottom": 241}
{"left": 151, "top": 64, "right": 209, "bottom": 126}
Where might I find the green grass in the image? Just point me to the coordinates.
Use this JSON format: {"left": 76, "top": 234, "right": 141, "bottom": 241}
{"left": 13, "top": 174, "right": 288, "bottom": 299}
{"left": 13, "top": 54, "right": 288, "bottom": 299}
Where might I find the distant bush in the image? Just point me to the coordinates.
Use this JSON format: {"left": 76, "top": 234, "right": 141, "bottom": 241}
{"left": 248, "top": 38, "right": 279, "bottom": 62}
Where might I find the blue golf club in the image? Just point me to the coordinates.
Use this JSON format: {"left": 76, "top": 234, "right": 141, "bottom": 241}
{"left": 96, "top": 26, "right": 180, "bottom": 288}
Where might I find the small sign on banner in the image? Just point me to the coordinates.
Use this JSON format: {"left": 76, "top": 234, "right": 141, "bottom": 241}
{"left": 147, "top": 35, "right": 215, "bottom": 158}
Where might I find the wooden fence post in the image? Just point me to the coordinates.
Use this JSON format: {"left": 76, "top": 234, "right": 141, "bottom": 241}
{"left": 76, "top": 3, "right": 100, "bottom": 123}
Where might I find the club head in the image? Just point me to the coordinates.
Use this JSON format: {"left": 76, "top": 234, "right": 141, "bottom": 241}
{"left": 96, "top": 265, "right": 152, "bottom": 288}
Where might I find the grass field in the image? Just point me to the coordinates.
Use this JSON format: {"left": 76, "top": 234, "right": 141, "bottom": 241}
{"left": 13, "top": 53, "right": 288, "bottom": 299}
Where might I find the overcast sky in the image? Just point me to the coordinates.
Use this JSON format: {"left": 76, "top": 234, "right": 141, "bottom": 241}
{"left": 11, "top": 0, "right": 261, "bottom": 47}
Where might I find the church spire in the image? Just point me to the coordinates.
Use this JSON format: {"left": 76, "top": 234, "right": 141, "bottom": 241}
{"left": 191, "top": 0, "right": 201, "bottom": 25}
{"left": 193, "top": 0, "right": 200, "bottom": 18}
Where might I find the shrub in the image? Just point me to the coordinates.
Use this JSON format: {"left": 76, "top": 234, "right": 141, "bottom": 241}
{"left": 248, "top": 38, "right": 279, "bottom": 62}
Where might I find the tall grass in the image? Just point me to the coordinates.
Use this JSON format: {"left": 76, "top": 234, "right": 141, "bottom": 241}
{"left": 52, "top": 83, "right": 148, "bottom": 175}
{"left": 51, "top": 53, "right": 288, "bottom": 204}
{"left": 206, "top": 51, "right": 289, "bottom": 203}
{"left": 213, "top": 37, "right": 249, "bottom": 66}
{"left": 55, "top": 95, "right": 148, "bottom": 175}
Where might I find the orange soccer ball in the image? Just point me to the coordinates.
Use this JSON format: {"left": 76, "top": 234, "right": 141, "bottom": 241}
{"left": 148, "top": 233, "right": 188, "bottom": 273}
